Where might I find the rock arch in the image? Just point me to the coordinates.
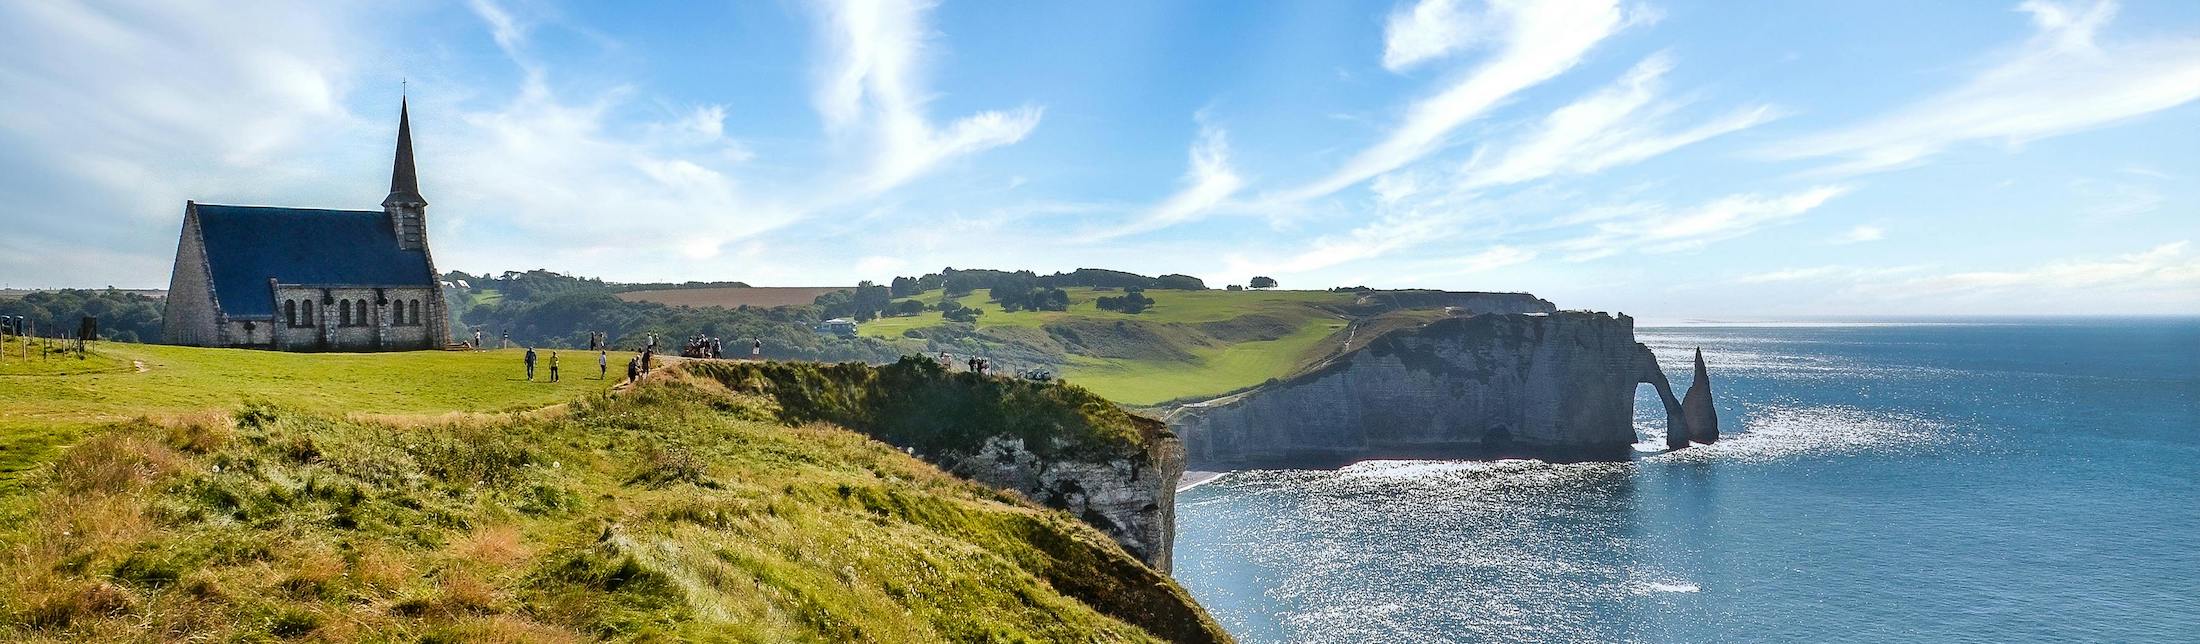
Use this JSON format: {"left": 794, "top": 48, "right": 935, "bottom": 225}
{"left": 1633, "top": 343, "right": 1691, "bottom": 450}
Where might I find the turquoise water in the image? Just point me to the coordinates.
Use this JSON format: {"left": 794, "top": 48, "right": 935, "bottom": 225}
{"left": 1172, "top": 318, "right": 2200, "bottom": 643}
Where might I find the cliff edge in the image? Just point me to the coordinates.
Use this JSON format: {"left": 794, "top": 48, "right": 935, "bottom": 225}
{"left": 684, "top": 357, "right": 1184, "bottom": 572}
{"left": 1170, "top": 311, "right": 1704, "bottom": 468}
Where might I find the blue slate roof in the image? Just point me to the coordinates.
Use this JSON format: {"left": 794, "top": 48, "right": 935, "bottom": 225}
{"left": 192, "top": 204, "right": 434, "bottom": 317}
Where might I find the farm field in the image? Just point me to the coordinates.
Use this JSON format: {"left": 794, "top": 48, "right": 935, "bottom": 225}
{"left": 615, "top": 286, "right": 845, "bottom": 309}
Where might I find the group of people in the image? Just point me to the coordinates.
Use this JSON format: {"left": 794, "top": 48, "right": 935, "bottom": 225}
{"left": 466, "top": 328, "right": 510, "bottom": 350}
{"left": 936, "top": 351, "right": 994, "bottom": 375}
{"left": 680, "top": 335, "right": 766, "bottom": 360}
{"left": 626, "top": 347, "right": 654, "bottom": 383}
{"left": 508, "top": 329, "right": 772, "bottom": 384}
{"left": 523, "top": 346, "right": 618, "bottom": 382}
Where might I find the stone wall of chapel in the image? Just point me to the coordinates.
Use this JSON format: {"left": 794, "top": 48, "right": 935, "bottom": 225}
{"left": 269, "top": 286, "right": 439, "bottom": 351}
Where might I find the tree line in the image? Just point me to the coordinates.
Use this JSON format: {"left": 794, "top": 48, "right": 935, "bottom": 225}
{"left": 447, "top": 271, "right": 901, "bottom": 362}
{"left": 887, "top": 267, "right": 1207, "bottom": 299}
{"left": 0, "top": 289, "right": 164, "bottom": 342}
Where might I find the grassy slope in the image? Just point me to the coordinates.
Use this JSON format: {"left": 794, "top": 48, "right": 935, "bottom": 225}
{"left": 0, "top": 343, "right": 633, "bottom": 492}
{"left": 862, "top": 289, "right": 1355, "bottom": 406}
{"left": 0, "top": 347, "right": 1228, "bottom": 642}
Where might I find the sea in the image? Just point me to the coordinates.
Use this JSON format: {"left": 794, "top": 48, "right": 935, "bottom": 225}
{"left": 1171, "top": 318, "right": 2200, "bottom": 643}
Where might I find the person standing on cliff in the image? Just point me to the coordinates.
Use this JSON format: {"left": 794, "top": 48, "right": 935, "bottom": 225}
{"left": 598, "top": 349, "right": 608, "bottom": 379}
{"left": 548, "top": 351, "right": 561, "bottom": 383}
{"left": 524, "top": 346, "right": 538, "bottom": 381}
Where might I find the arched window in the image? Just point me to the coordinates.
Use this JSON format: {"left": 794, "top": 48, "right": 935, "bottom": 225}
{"left": 302, "top": 300, "right": 314, "bottom": 325}
{"left": 285, "top": 300, "right": 297, "bottom": 326}
{"left": 410, "top": 299, "right": 421, "bottom": 326}
{"left": 342, "top": 301, "right": 354, "bottom": 326}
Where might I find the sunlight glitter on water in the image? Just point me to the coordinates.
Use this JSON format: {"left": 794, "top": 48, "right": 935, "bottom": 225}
{"left": 1176, "top": 321, "right": 2200, "bottom": 643}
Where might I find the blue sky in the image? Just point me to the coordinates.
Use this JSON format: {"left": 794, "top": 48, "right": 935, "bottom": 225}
{"left": 2, "top": 0, "right": 2196, "bottom": 317}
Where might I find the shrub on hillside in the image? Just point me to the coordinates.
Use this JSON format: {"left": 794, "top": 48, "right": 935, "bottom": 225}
{"left": 1094, "top": 289, "right": 1154, "bottom": 314}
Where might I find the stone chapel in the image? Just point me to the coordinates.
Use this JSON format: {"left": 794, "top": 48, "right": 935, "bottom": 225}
{"left": 161, "top": 99, "right": 450, "bottom": 351}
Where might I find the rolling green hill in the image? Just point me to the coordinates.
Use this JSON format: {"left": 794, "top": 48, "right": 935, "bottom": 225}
{"left": 857, "top": 288, "right": 1450, "bottom": 406}
{"left": 0, "top": 345, "right": 1227, "bottom": 641}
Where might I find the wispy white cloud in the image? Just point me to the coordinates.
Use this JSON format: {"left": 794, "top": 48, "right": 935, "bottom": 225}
{"left": 2070, "top": 177, "right": 2164, "bottom": 220}
{"left": 808, "top": 0, "right": 1042, "bottom": 194}
{"left": 1556, "top": 186, "right": 1850, "bottom": 260}
{"left": 1833, "top": 224, "right": 1886, "bottom": 244}
{"left": 1442, "top": 245, "right": 1537, "bottom": 275}
{"left": 1382, "top": 0, "right": 1484, "bottom": 72}
{"left": 1091, "top": 120, "right": 1245, "bottom": 240}
{"left": 1733, "top": 264, "right": 1923, "bottom": 284}
{"left": 1278, "top": 0, "right": 1631, "bottom": 201}
{"left": 1886, "top": 240, "right": 2199, "bottom": 297}
{"left": 1229, "top": 207, "right": 1464, "bottom": 274}
{"left": 0, "top": 0, "right": 373, "bottom": 283}
{"left": 1460, "top": 53, "right": 1779, "bottom": 189}
{"left": 442, "top": 0, "right": 795, "bottom": 268}
{"left": 1767, "top": 0, "right": 2200, "bottom": 174}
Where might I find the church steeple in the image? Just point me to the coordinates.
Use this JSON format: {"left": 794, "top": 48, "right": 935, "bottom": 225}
{"left": 383, "top": 97, "right": 425, "bottom": 208}
{"left": 383, "top": 97, "right": 428, "bottom": 251}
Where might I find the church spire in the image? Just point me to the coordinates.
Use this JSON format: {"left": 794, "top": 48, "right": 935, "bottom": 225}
{"left": 383, "top": 97, "right": 425, "bottom": 207}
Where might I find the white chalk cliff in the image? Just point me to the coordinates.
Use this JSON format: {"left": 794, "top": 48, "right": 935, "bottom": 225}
{"left": 1169, "top": 311, "right": 1715, "bottom": 468}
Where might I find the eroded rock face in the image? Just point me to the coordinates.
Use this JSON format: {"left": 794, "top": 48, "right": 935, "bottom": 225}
{"left": 1171, "top": 311, "right": 1687, "bottom": 467}
{"left": 1682, "top": 348, "right": 1719, "bottom": 444}
{"left": 944, "top": 432, "right": 1183, "bottom": 572}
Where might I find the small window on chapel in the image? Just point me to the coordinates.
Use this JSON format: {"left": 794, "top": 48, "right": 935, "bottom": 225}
{"left": 285, "top": 300, "right": 297, "bottom": 326}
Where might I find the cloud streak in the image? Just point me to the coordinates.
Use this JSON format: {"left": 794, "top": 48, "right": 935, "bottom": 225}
{"left": 1091, "top": 121, "right": 1245, "bottom": 240}
{"left": 809, "top": 0, "right": 1042, "bottom": 194}
{"left": 1767, "top": 0, "right": 2200, "bottom": 174}
{"left": 1887, "top": 240, "right": 2198, "bottom": 297}
{"left": 1277, "top": 0, "right": 1630, "bottom": 202}
{"left": 1556, "top": 186, "right": 1850, "bottom": 260}
{"left": 1460, "top": 53, "right": 1779, "bottom": 189}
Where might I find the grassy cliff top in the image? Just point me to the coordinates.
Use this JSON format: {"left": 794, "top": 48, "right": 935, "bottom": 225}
{"left": 0, "top": 371, "right": 1227, "bottom": 641}
{"left": 683, "top": 357, "right": 1165, "bottom": 462}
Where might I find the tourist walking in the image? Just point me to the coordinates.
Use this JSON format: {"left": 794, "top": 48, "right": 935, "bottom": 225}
{"left": 524, "top": 346, "right": 538, "bottom": 381}
{"left": 549, "top": 351, "right": 561, "bottom": 383}
{"left": 598, "top": 350, "right": 608, "bottom": 379}
{"left": 626, "top": 355, "right": 641, "bottom": 382}
{"left": 641, "top": 348, "right": 654, "bottom": 374}
{"left": 473, "top": 329, "right": 483, "bottom": 350}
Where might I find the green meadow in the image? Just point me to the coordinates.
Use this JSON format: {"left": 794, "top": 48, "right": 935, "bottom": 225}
{"left": 861, "top": 288, "right": 1360, "bottom": 405}
{"left": 0, "top": 341, "right": 632, "bottom": 492}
